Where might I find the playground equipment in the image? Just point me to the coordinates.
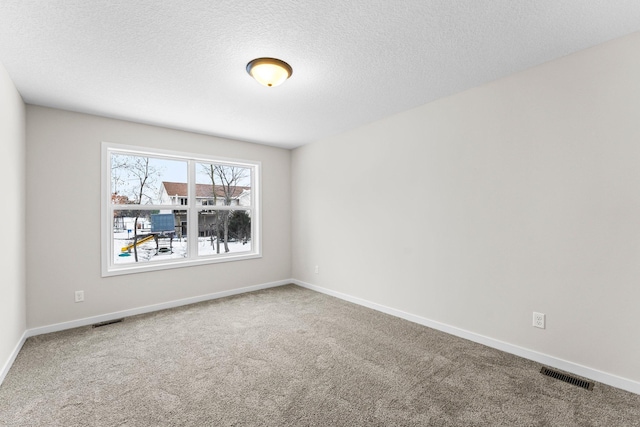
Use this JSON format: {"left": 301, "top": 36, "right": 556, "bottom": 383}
{"left": 117, "top": 214, "right": 177, "bottom": 258}
{"left": 121, "top": 234, "right": 155, "bottom": 252}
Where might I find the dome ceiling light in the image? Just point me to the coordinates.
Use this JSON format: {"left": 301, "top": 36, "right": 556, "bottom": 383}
{"left": 246, "top": 57, "right": 292, "bottom": 87}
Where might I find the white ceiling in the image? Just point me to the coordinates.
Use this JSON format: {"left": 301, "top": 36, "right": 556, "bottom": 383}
{"left": 1, "top": 1, "right": 640, "bottom": 149}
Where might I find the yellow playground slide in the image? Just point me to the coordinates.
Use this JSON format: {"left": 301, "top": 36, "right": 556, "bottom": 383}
{"left": 121, "top": 234, "right": 155, "bottom": 252}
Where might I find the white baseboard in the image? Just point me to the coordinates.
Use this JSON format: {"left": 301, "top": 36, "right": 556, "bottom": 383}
{"left": 292, "top": 279, "right": 640, "bottom": 396}
{"left": 0, "top": 331, "right": 27, "bottom": 387}
{"left": 26, "top": 279, "right": 291, "bottom": 338}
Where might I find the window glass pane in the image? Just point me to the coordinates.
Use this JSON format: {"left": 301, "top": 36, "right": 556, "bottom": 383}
{"left": 104, "top": 143, "right": 260, "bottom": 276}
{"left": 195, "top": 163, "right": 251, "bottom": 207}
{"left": 113, "top": 209, "right": 188, "bottom": 264}
{"left": 198, "top": 210, "right": 251, "bottom": 256}
{"left": 111, "top": 154, "right": 187, "bottom": 205}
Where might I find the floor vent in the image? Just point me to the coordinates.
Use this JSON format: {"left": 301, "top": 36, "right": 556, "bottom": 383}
{"left": 92, "top": 318, "right": 124, "bottom": 328}
{"left": 540, "top": 367, "right": 594, "bottom": 391}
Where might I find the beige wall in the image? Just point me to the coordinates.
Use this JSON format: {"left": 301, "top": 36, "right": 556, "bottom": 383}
{"left": 292, "top": 32, "right": 640, "bottom": 383}
{"left": 26, "top": 106, "right": 291, "bottom": 328}
{"left": 0, "top": 63, "right": 26, "bottom": 375}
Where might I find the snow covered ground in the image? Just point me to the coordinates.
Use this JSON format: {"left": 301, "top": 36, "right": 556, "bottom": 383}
{"left": 113, "top": 231, "right": 251, "bottom": 264}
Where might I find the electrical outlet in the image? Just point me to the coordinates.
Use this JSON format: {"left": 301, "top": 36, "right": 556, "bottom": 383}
{"left": 533, "top": 312, "right": 545, "bottom": 329}
{"left": 75, "top": 290, "right": 85, "bottom": 303}
{"left": 314, "top": 265, "right": 319, "bottom": 274}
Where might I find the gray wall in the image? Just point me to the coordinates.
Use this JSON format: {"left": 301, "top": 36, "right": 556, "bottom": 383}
{"left": 0, "top": 63, "right": 26, "bottom": 376}
{"left": 26, "top": 106, "right": 291, "bottom": 328}
{"left": 292, "top": 32, "right": 640, "bottom": 383}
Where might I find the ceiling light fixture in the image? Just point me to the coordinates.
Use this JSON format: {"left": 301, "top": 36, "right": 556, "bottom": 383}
{"left": 246, "top": 57, "right": 292, "bottom": 87}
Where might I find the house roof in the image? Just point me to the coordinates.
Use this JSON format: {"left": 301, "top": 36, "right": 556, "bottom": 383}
{"left": 162, "top": 181, "right": 249, "bottom": 199}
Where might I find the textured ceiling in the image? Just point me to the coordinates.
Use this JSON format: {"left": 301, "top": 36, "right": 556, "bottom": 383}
{"left": 1, "top": 1, "right": 640, "bottom": 149}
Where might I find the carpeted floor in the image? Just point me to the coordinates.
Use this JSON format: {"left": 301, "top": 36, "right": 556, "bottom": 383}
{"left": 1, "top": 284, "right": 639, "bottom": 426}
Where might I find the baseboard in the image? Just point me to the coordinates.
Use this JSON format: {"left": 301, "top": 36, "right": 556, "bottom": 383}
{"left": 0, "top": 330, "right": 27, "bottom": 387}
{"left": 26, "top": 279, "right": 291, "bottom": 338}
{"left": 292, "top": 279, "right": 640, "bottom": 396}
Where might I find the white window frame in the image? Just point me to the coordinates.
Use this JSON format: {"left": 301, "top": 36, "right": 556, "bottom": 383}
{"left": 101, "top": 142, "right": 261, "bottom": 277}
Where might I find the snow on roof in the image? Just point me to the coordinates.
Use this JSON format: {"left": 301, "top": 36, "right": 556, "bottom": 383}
{"left": 162, "top": 181, "right": 250, "bottom": 199}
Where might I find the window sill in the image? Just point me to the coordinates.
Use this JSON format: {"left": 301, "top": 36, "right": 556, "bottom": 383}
{"left": 102, "top": 252, "right": 262, "bottom": 277}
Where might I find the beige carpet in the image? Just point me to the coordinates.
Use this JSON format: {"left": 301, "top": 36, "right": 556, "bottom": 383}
{"left": 1, "top": 284, "right": 638, "bottom": 426}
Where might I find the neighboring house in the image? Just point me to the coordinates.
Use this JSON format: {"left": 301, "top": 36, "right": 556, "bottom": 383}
{"left": 160, "top": 181, "right": 251, "bottom": 207}
{"left": 111, "top": 193, "right": 130, "bottom": 231}
{"left": 160, "top": 181, "right": 251, "bottom": 237}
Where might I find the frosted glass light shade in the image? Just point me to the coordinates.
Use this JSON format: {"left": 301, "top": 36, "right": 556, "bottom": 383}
{"left": 246, "top": 58, "right": 292, "bottom": 87}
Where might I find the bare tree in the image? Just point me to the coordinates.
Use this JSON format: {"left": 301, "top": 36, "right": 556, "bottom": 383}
{"left": 111, "top": 157, "right": 130, "bottom": 231}
{"left": 110, "top": 156, "right": 128, "bottom": 196}
{"left": 200, "top": 164, "right": 249, "bottom": 253}
{"left": 201, "top": 164, "right": 222, "bottom": 253}
{"left": 214, "top": 165, "right": 248, "bottom": 253}
{"left": 112, "top": 154, "right": 160, "bottom": 262}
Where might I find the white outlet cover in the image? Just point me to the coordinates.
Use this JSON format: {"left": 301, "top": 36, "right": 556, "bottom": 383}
{"left": 533, "top": 312, "right": 545, "bottom": 329}
{"left": 75, "top": 291, "right": 84, "bottom": 303}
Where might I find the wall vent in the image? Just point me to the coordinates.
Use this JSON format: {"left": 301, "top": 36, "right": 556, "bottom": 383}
{"left": 540, "top": 367, "right": 594, "bottom": 391}
{"left": 92, "top": 318, "right": 124, "bottom": 328}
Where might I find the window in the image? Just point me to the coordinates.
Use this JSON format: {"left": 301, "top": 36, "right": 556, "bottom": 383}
{"left": 102, "top": 142, "right": 260, "bottom": 276}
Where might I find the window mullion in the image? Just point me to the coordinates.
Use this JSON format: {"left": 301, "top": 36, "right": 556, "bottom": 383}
{"left": 108, "top": 204, "right": 115, "bottom": 270}
{"left": 187, "top": 160, "right": 197, "bottom": 259}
